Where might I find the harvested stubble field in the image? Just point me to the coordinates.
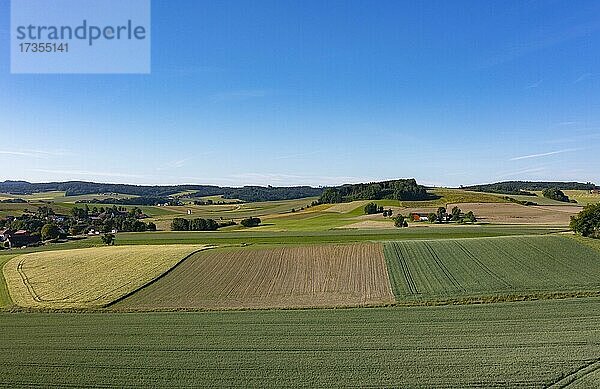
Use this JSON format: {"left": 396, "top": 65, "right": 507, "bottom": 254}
{"left": 3, "top": 245, "right": 207, "bottom": 309}
{"left": 446, "top": 202, "right": 581, "bottom": 225}
{"left": 116, "top": 243, "right": 395, "bottom": 310}
{"left": 384, "top": 235, "right": 600, "bottom": 303}
{"left": 1, "top": 298, "right": 599, "bottom": 387}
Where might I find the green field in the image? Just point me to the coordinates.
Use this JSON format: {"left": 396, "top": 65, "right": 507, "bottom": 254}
{"left": 384, "top": 235, "right": 600, "bottom": 303}
{"left": 110, "top": 225, "right": 564, "bottom": 246}
{"left": 1, "top": 298, "right": 599, "bottom": 387}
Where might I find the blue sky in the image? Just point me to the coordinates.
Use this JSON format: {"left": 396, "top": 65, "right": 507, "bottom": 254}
{"left": 1, "top": 0, "right": 599, "bottom": 187}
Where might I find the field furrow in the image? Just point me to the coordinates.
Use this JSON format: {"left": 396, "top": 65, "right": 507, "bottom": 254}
{"left": 384, "top": 236, "right": 600, "bottom": 303}
{"left": 115, "top": 243, "right": 395, "bottom": 310}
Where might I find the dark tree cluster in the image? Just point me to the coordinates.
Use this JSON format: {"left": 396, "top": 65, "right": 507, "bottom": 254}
{"left": 542, "top": 188, "right": 576, "bottom": 203}
{"left": 76, "top": 197, "right": 175, "bottom": 206}
{"left": 463, "top": 181, "right": 596, "bottom": 195}
{"left": 0, "top": 198, "right": 27, "bottom": 203}
{"left": 364, "top": 202, "right": 382, "bottom": 214}
{"left": 570, "top": 203, "right": 600, "bottom": 238}
{"left": 393, "top": 215, "right": 408, "bottom": 228}
{"left": 319, "top": 179, "right": 430, "bottom": 204}
{"left": 69, "top": 205, "right": 156, "bottom": 234}
{"left": 170, "top": 217, "right": 227, "bottom": 231}
{"left": 363, "top": 202, "right": 393, "bottom": 216}
{"left": 240, "top": 217, "right": 261, "bottom": 228}
{"left": 419, "top": 206, "right": 476, "bottom": 224}
{"left": 221, "top": 186, "right": 323, "bottom": 202}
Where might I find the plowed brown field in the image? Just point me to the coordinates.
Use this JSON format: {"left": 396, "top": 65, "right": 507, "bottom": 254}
{"left": 116, "top": 243, "right": 395, "bottom": 310}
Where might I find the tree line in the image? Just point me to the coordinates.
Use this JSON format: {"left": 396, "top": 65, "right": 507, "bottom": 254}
{"left": 0, "top": 180, "right": 324, "bottom": 202}
{"left": 319, "top": 179, "right": 430, "bottom": 204}
{"left": 171, "top": 218, "right": 236, "bottom": 231}
{"left": 462, "top": 181, "right": 597, "bottom": 196}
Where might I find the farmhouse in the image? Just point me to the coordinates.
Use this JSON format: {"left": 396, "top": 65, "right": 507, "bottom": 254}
{"left": 411, "top": 213, "right": 429, "bottom": 222}
{"left": 0, "top": 229, "right": 41, "bottom": 248}
{"left": 591, "top": 189, "right": 600, "bottom": 194}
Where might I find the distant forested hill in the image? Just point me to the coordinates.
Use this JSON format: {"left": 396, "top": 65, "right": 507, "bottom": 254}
{"left": 319, "top": 179, "right": 430, "bottom": 203}
{"left": 221, "top": 186, "right": 323, "bottom": 202}
{"left": 0, "top": 181, "right": 324, "bottom": 202}
{"left": 462, "top": 181, "right": 597, "bottom": 195}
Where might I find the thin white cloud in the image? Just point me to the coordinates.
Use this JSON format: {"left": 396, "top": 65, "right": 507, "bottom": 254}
{"left": 0, "top": 149, "right": 72, "bottom": 158}
{"left": 574, "top": 72, "right": 592, "bottom": 83}
{"left": 509, "top": 148, "right": 577, "bottom": 161}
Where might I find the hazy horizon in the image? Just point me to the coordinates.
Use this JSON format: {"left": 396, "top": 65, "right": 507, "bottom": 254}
{"left": 2, "top": 1, "right": 599, "bottom": 187}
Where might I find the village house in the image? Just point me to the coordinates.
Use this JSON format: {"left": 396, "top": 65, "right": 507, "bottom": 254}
{"left": 591, "top": 189, "right": 600, "bottom": 195}
{"left": 411, "top": 213, "right": 429, "bottom": 222}
{"left": 0, "top": 229, "right": 41, "bottom": 248}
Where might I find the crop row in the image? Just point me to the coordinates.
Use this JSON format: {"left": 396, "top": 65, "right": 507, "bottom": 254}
{"left": 384, "top": 236, "right": 600, "bottom": 302}
{"left": 1, "top": 298, "right": 598, "bottom": 387}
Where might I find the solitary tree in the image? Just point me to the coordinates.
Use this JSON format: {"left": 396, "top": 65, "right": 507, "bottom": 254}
{"left": 451, "top": 206, "right": 462, "bottom": 221}
{"left": 101, "top": 233, "right": 115, "bottom": 245}
{"left": 364, "top": 202, "right": 378, "bottom": 215}
{"left": 465, "top": 211, "right": 477, "bottom": 223}
{"left": 570, "top": 203, "right": 600, "bottom": 238}
{"left": 241, "top": 217, "right": 261, "bottom": 228}
{"left": 393, "top": 215, "right": 406, "bottom": 228}
{"left": 437, "top": 207, "right": 447, "bottom": 223}
{"left": 171, "top": 218, "right": 190, "bottom": 231}
{"left": 41, "top": 223, "right": 60, "bottom": 240}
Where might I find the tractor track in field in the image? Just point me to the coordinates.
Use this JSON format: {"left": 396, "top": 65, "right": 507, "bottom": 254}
{"left": 390, "top": 243, "right": 419, "bottom": 295}
{"left": 422, "top": 241, "right": 465, "bottom": 292}
{"left": 454, "top": 241, "right": 512, "bottom": 289}
{"left": 546, "top": 358, "right": 600, "bottom": 388}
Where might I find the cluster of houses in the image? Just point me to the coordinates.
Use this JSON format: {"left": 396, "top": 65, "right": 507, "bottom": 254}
{"left": 410, "top": 212, "right": 453, "bottom": 222}
{"left": 0, "top": 229, "right": 41, "bottom": 249}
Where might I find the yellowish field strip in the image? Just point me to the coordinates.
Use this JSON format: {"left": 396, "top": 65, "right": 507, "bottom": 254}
{"left": 3, "top": 245, "right": 208, "bottom": 309}
{"left": 116, "top": 243, "right": 395, "bottom": 310}
{"left": 324, "top": 201, "right": 370, "bottom": 213}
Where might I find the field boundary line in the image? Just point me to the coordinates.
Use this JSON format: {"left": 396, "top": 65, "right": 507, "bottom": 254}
{"left": 546, "top": 358, "right": 600, "bottom": 388}
{"left": 104, "top": 246, "right": 216, "bottom": 308}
